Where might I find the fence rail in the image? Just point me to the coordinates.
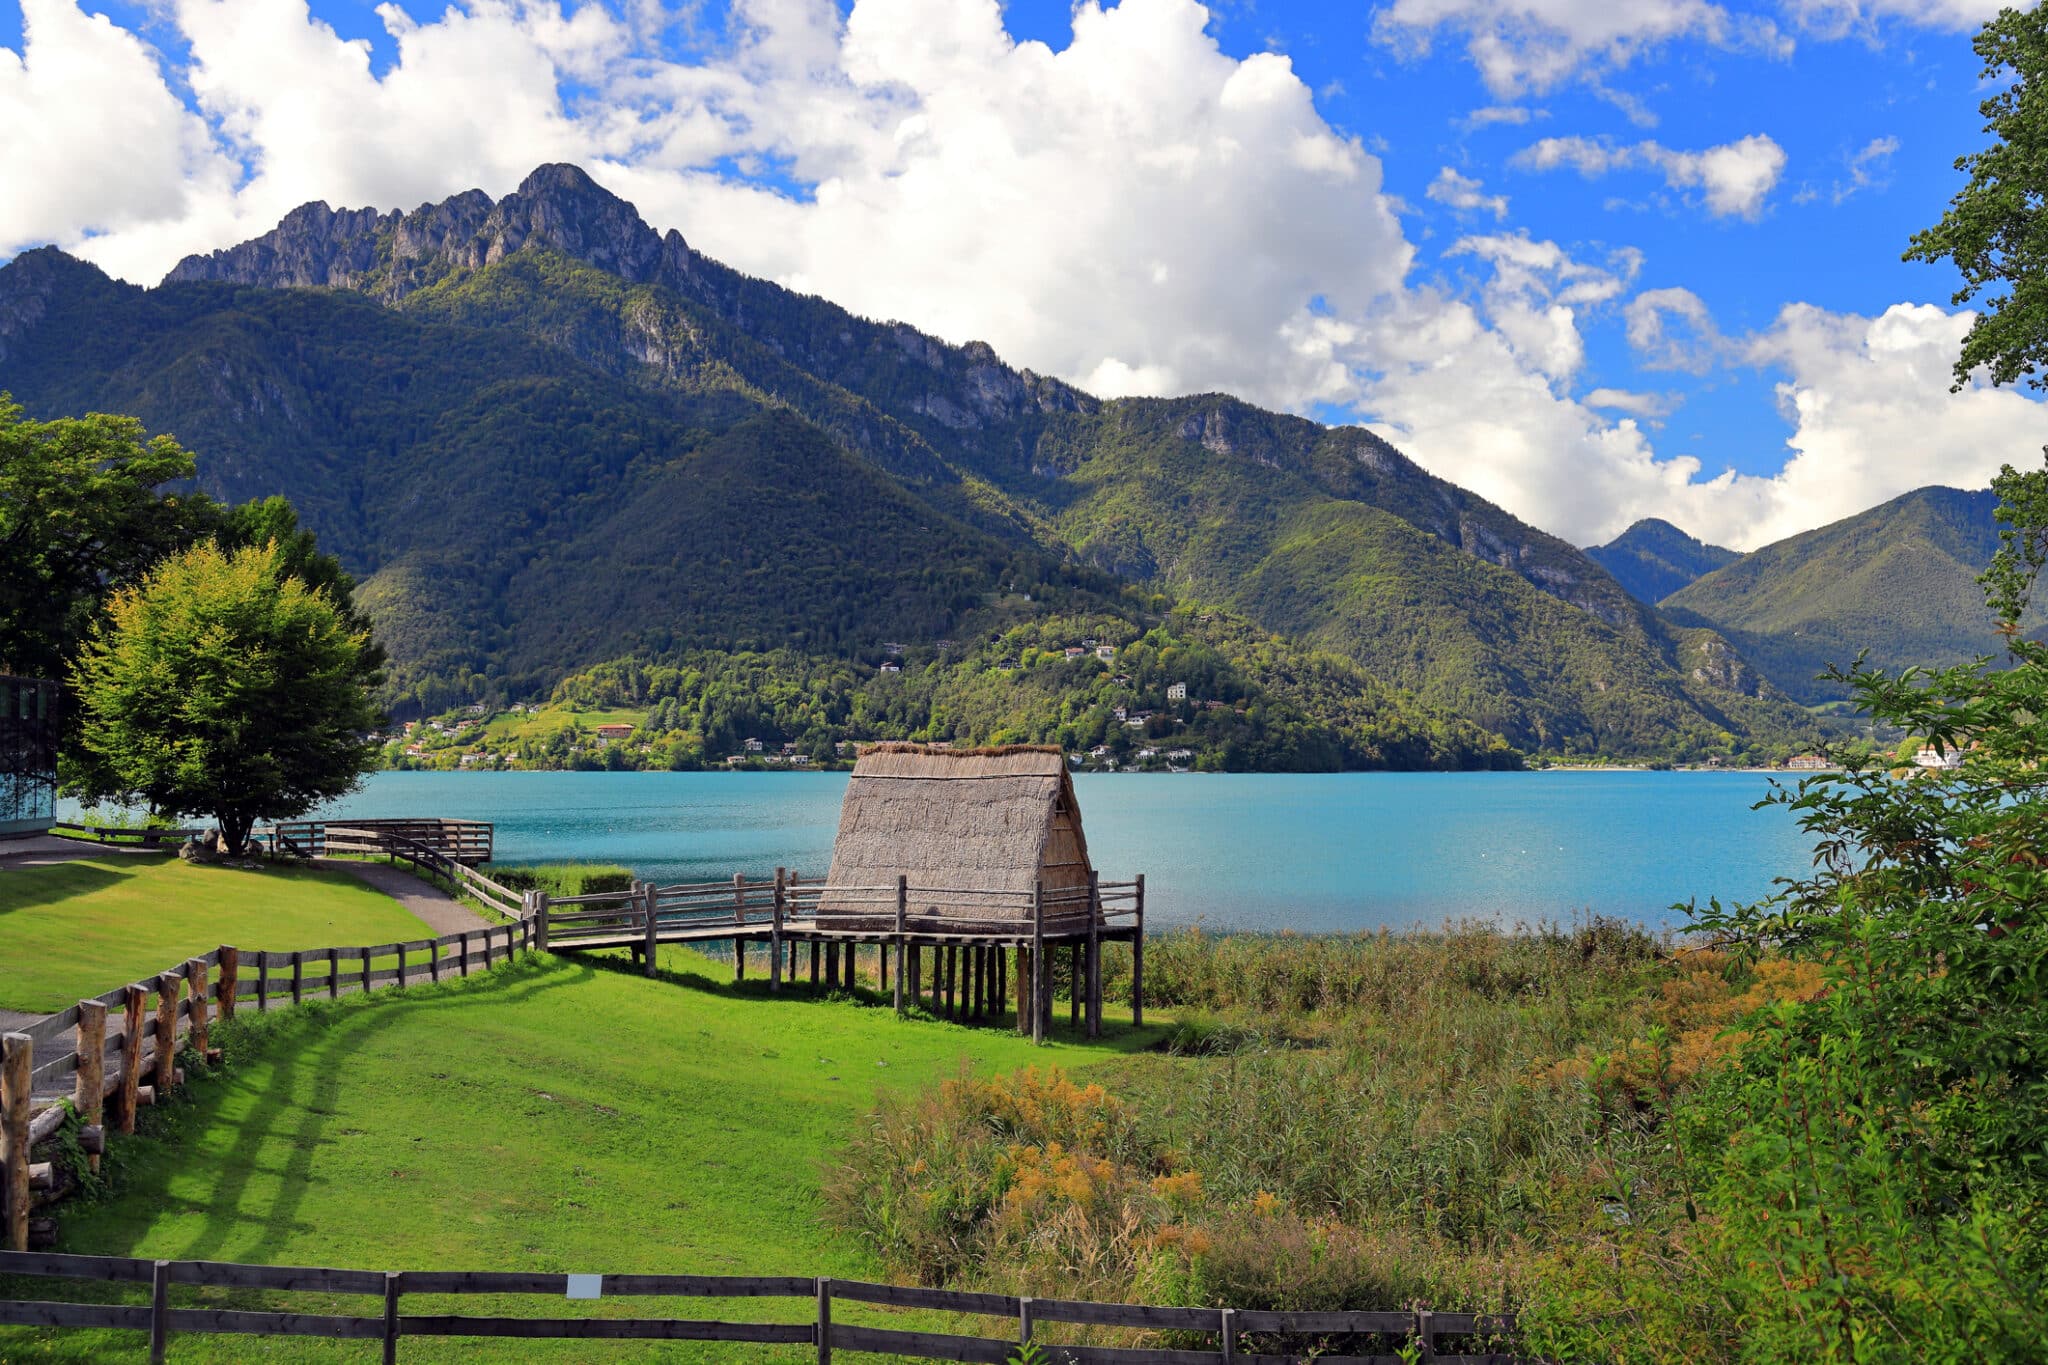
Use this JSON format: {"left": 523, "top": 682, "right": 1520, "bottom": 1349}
{"left": 0, "top": 1252, "right": 1517, "bottom": 1364}
{"left": 45, "top": 823, "right": 205, "bottom": 851}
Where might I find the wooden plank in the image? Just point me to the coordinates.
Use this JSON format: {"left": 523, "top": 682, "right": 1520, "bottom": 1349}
{"left": 597, "top": 1273, "right": 816, "bottom": 1297}
{"left": 398, "top": 1316, "right": 815, "bottom": 1343}
{"left": 1027, "top": 1299, "right": 1220, "bottom": 1331}
{"left": 168, "top": 1260, "right": 388, "bottom": 1294}
{"left": 828, "top": 1280, "right": 1018, "bottom": 1316}
{"left": 163, "top": 1308, "right": 386, "bottom": 1339}
{"left": 0, "top": 1248, "right": 157, "bottom": 1281}
{"left": 1232, "top": 1310, "right": 1412, "bottom": 1335}
{"left": 0, "top": 1300, "right": 154, "bottom": 1330}
{"left": 1, "top": 1034, "right": 28, "bottom": 1253}
{"left": 825, "top": 1322, "right": 1015, "bottom": 1363}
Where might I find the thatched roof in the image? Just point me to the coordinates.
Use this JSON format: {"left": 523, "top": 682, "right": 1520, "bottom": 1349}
{"left": 820, "top": 744, "right": 1093, "bottom": 921}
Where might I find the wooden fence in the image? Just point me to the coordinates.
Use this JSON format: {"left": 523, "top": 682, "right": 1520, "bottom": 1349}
{"left": 262, "top": 818, "right": 495, "bottom": 866}
{"left": 45, "top": 822, "right": 205, "bottom": 851}
{"left": 0, "top": 1250, "right": 1517, "bottom": 1363}
{"left": 0, "top": 918, "right": 538, "bottom": 1253}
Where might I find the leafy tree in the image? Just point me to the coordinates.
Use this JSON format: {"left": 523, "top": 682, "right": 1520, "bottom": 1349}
{"left": 71, "top": 541, "right": 383, "bottom": 855}
{"left": 0, "top": 397, "right": 210, "bottom": 686}
{"left": 1906, "top": 4, "right": 2048, "bottom": 390}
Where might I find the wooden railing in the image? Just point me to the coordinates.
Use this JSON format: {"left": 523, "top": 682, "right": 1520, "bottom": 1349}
{"left": 0, "top": 1250, "right": 1517, "bottom": 1363}
{"left": 46, "top": 822, "right": 205, "bottom": 851}
{"left": 261, "top": 819, "right": 494, "bottom": 866}
{"left": 0, "top": 920, "right": 537, "bottom": 1253}
{"left": 324, "top": 826, "right": 525, "bottom": 920}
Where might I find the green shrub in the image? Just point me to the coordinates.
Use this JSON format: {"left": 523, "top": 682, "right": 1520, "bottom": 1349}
{"left": 479, "top": 862, "right": 635, "bottom": 898}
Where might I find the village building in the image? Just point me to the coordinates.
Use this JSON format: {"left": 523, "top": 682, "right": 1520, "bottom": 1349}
{"left": 1785, "top": 754, "right": 1830, "bottom": 771}
{"left": 594, "top": 723, "right": 635, "bottom": 745}
{"left": 743, "top": 738, "right": 765, "bottom": 753}
{"left": 1166, "top": 682, "right": 1188, "bottom": 702}
{"left": 1913, "top": 745, "right": 1963, "bottom": 771}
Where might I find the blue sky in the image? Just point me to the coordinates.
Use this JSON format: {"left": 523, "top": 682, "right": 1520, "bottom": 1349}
{"left": 3, "top": 0, "right": 2043, "bottom": 548}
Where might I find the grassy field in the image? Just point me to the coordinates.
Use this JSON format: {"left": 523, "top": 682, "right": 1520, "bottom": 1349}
{"left": 0, "top": 945, "right": 1166, "bottom": 1362}
{"left": 0, "top": 857, "right": 436, "bottom": 1013}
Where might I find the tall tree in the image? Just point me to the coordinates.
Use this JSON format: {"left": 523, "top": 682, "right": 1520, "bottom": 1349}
{"left": 1906, "top": 4, "right": 2048, "bottom": 390}
{"left": 0, "top": 397, "right": 211, "bottom": 684}
{"left": 71, "top": 541, "right": 382, "bottom": 855}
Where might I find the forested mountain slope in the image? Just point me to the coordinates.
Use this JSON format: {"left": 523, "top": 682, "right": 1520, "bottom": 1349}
{"left": 0, "top": 164, "right": 1821, "bottom": 761}
{"left": 1587, "top": 519, "right": 1739, "bottom": 604}
{"left": 1662, "top": 486, "right": 2045, "bottom": 703}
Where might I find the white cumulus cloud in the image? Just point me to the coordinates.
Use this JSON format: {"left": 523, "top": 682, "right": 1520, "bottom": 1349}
{"left": 1514, "top": 133, "right": 1788, "bottom": 219}
{"left": 1427, "top": 167, "right": 1510, "bottom": 218}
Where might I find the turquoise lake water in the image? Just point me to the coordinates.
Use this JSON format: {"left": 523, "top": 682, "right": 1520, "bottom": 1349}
{"left": 294, "top": 771, "right": 1813, "bottom": 933}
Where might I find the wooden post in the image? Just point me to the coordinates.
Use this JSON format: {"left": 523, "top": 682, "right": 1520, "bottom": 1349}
{"left": 217, "top": 946, "right": 238, "bottom": 1021}
{"left": 771, "top": 868, "right": 786, "bottom": 994}
{"left": 431, "top": 937, "right": 442, "bottom": 983}
{"left": 1087, "top": 871, "right": 1102, "bottom": 1039}
{"left": 826, "top": 941, "right": 840, "bottom": 990}
{"left": 1, "top": 1033, "right": 28, "bottom": 1252}
{"left": 362, "top": 946, "right": 374, "bottom": 994}
{"left": 291, "top": 951, "right": 305, "bottom": 1007}
{"left": 643, "top": 883, "right": 660, "bottom": 978}
{"left": 877, "top": 940, "right": 888, "bottom": 993}
{"left": 810, "top": 940, "right": 820, "bottom": 987}
{"left": 184, "top": 959, "right": 209, "bottom": 1061}
{"left": 460, "top": 932, "right": 472, "bottom": 978}
{"left": 733, "top": 872, "right": 746, "bottom": 926}
{"left": 328, "top": 947, "right": 340, "bottom": 1000}
{"left": 118, "top": 986, "right": 145, "bottom": 1134}
{"left": 396, "top": 940, "right": 408, "bottom": 988}
{"left": 894, "top": 876, "right": 908, "bottom": 1016}
{"left": 909, "top": 944, "right": 921, "bottom": 1005}
{"left": 1015, "top": 945, "right": 1029, "bottom": 1035}
{"left": 996, "top": 947, "right": 1007, "bottom": 1020}
{"left": 382, "top": 1272, "right": 401, "bottom": 1365}
{"left": 1031, "top": 880, "right": 1046, "bottom": 1045}
{"left": 256, "top": 952, "right": 269, "bottom": 1013}
{"left": 534, "top": 892, "right": 550, "bottom": 953}
{"left": 154, "top": 973, "right": 180, "bottom": 1095}
{"left": 75, "top": 1001, "right": 106, "bottom": 1172}
{"left": 735, "top": 935, "right": 746, "bottom": 983}
{"left": 1415, "top": 1306, "right": 1434, "bottom": 1362}
{"left": 149, "top": 1258, "right": 170, "bottom": 1365}
{"left": 1069, "top": 943, "right": 1080, "bottom": 1030}
{"left": 1132, "top": 874, "right": 1145, "bottom": 1029}
{"left": 1221, "top": 1307, "right": 1238, "bottom": 1363}
{"left": 1019, "top": 1296, "right": 1035, "bottom": 1348}
{"left": 816, "top": 1277, "right": 832, "bottom": 1365}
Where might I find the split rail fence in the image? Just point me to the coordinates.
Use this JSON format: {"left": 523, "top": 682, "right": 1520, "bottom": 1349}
{"left": 0, "top": 1250, "right": 1517, "bottom": 1363}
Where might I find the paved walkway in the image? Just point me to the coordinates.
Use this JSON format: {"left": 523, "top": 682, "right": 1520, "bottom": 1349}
{"left": 316, "top": 858, "right": 494, "bottom": 937}
{"left": 0, "top": 833, "right": 166, "bottom": 868}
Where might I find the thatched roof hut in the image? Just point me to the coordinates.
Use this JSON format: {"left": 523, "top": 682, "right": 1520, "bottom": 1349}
{"left": 818, "top": 744, "right": 1095, "bottom": 927}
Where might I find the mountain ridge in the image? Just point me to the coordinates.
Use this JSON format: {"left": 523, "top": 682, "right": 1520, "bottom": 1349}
{"left": 1, "top": 164, "right": 1822, "bottom": 761}
{"left": 1586, "top": 518, "right": 1739, "bottom": 605}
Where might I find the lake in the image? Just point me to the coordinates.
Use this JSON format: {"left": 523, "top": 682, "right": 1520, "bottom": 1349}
{"left": 294, "top": 771, "right": 1812, "bottom": 933}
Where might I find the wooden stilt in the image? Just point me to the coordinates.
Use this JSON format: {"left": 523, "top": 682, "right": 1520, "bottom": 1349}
{"left": 75, "top": 1001, "right": 106, "bottom": 1173}
{"left": 1031, "top": 880, "right": 1046, "bottom": 1045}
{"left": 1069, "top": 943, "right": 1080, "bottom": 1031}
{"left": 810, "top": 941, "right": 821, "bottom": 987}
{"left": 771, "top": 869, "right": 785, "bottom": 994}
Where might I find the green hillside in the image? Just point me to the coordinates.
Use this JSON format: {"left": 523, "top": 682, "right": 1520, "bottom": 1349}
{"left": 0, "top": 164, "right": 1823, "bottom": 762}
{"left": 1586, "top": 518, "right": 1739, "bottom": 604}
{"left": 1662, "top": 486, "right": 2042, "bottom": 702}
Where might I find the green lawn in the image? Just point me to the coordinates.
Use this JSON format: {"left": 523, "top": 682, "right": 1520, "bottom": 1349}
{"left": 0, "top": 857, "right": 437, "bottom": 1013}
{"left": 0, "top": 946, "right": 1166, "bottom": 1361}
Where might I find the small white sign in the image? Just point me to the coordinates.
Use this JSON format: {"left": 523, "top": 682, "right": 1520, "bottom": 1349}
{"left": 566, "top": 1274, "right": 603, "bottom": 1300}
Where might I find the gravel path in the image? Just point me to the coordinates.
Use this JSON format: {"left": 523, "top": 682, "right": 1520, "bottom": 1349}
{"left": 316, "top": 858, "right": 495, "bottom": 937}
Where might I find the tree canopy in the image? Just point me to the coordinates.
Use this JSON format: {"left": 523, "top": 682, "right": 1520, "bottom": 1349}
{"left": 1906, "top": 4, "right": 2048, "bottom": 391}
{"left": 71, "top": 541, "right": 382, "bottom": 855}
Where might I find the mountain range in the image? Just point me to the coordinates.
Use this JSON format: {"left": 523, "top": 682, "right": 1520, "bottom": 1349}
{"left": 1587, "top": 519, "right": 1740, "bottom": 606}
{"left": 0, "top": 164, "right": 1832, "bottom": 763}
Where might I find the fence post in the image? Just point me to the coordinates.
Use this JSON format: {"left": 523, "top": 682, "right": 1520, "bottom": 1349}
{"left": 153, "top": 973, "right": 180, "bottom": 1096}
{"left": 362, "top": 946, "right": 374, "bottom": 993}
{"left": 291, "top": 951, "right": 304, "bottom": 1007}
{"left": 149, "top": 1257, "right": 169, "bottom": 1364}
{"left": 1, "top": 1033, "right": 28, "bottom": 1252}
{"left": 816, "top": 1277, "right": 832, "bottom": 1365}
{"left": 1087, "top": 871, "right": 1102, "bottom": 1039}
{"left": 256, "top": 952, "right": 269, "bottom": 1013}
{"left": 328, "top": 947, "right": 340, "bottom": 1000}
{"left": 118, "top": 986, "right": 145, "bottom": 1133}
{"left": 1220, "top": 1307, "right": 1238, "bottom": 1363}
{"left": 217, "top": 946, "right": 238, "bottom": 1021}
{"left": 1415, "top": 1306, "right": 1434, "bottom": 1362}
{"left": 534, "top": 892, "right": 550, "bottom": 953}
{"left": 771, "top": 868, "right": 786, "bottom": 993}
{"left": 643, "top": 882, "right": 660, "bottom": 978}
{"left": 185, "top": 959, "right": 210, "bottom": 1062}
{"left": 1132, "top": 874, "right": 1145, "bottom": 1029}
{"left": 1019, "top": 1295, "right": 1035, "bottom": 1348}
{"left": 1031, "top": 880, "right": 1046, "bottom": 1046}
{"left": 461, "top": 932, "right": 471, "bottom": 978}
{"left": 383, "top": 1271, "right": 401, "bottom": 1365}
{"left": 75, "top": 1001, "right": 106, "bottom": 1172}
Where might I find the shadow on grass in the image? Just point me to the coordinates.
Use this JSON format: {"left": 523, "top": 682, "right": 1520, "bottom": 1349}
{"left": 137, "top": 955, "right": 595, "bottom": 1268}
{"left": 0, "top": 859, "right": 131, "bottom": 916}
{"left": 567, "top": 943, "right": 1167, "bottom": 1055}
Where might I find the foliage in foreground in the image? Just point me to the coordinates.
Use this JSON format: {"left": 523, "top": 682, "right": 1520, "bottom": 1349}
{"left": 825, "top": 922, "right": 1820, "bottom": 1355}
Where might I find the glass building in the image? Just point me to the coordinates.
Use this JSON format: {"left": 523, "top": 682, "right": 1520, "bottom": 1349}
{"left": 1, "top": 675, "right": 58, "bottom": 836}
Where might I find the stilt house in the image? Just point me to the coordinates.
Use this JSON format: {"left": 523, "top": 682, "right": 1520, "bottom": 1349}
{"left": 818, "top": 744, "right": 1097, "bottom": 927}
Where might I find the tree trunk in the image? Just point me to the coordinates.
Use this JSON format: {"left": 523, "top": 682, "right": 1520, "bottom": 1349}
{"left": 219, "top": 812, "right": 256, "bottom": 858}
